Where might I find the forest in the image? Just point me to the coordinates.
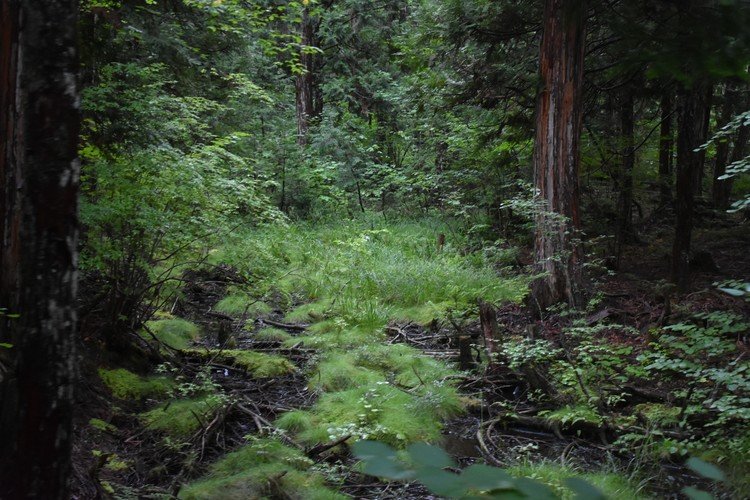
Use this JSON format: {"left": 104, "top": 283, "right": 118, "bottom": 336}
{"left": 1, "top": 0, "right": 750, "bottom": 498}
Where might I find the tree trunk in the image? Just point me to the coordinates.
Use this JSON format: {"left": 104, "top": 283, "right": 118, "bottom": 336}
{"left": 712, "top": 85, "right": 734, "bottom": 209}
{"left": 615, "top": 87, "right": 635, "bottom": 267}
{"left": 693, "top": 85, "right": 713, "bottom": 197}
{"left": 0, "top": 1, "right": 80, "bottom": 497}
{"left": 658, "top": 90, "right": 673, "bottom": 205}
{"left": 295, "top": 6, "right": 315, "bottom": 146}
{"left": 531, "top": 0, "right": 587, "bottom": 310}
{"left": 671, "top": 82, "right": 710, "bottom": 290}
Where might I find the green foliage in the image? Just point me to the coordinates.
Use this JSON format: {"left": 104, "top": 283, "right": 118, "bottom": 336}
{"left": 184, "top": 349, "right": 296, "bottom": 378}
{"left": 180, "top": 438, "right": 346, "bottom": 500}
{"left": 142, "top": 395, "right": 225, "bottom": 438}
{"left": 254, "top": 327, "right": 292, "bottom": 342}
{"left": 98, "top": 368, "right": 173, "bottom": 400}
{"left": 144, "top": 318, "right": 201, "bottom": 350}
{"left": 215, "top": 292, "right": 271, "bottom": 317}
{"left": 352, "top": 440, "right": 626, "bottom": 499}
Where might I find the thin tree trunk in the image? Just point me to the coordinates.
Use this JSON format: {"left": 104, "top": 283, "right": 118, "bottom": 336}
{"left": 0, "top": 1, "right": 80, "bottom": 497}
{"left": 658, "top": 90, "right": 673, "bottom": 205}
{"left": 531, "top": 0, "right": 587, "bottom": 310}
{"left": 615, "top": 87, "right": 635, "bottom": 267}
{"left": 672, "top": 82, "right": 710, "bottom": 290}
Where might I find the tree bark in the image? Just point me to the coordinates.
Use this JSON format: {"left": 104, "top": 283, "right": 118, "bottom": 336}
{"left": 0, "top": 1, "right": 80, "bottom": 497}
{"left": 671, "top": 82, "right": 710, "bottom": 290}
{"left": 295, "top": 6, "right": 316, "bottom": 146}
{"left": 693, "top": 85, "right": 713, "bottom": 197}
{"left": 615, "top": 86, "right": 635, "bottom": 267}
{"left": 531, "top": 0, "right": 587, "bottom": 310}
{"left": 658, "top": 90, "right": 673, "bottom": 205}
{"left": 712, "top": 85, "right": 734, "bottom": 209}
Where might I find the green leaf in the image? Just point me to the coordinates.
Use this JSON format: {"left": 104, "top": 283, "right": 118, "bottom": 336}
{"left": 682, "top": 486, "right": 714, "bottom": 500}
{"left": 513, "top": 477, "right": 557, "bottom": 500}
{"left": 407, "top": 442, "right": 456, "bottom": 469}
{"left": 352, "top": 440, "right": 413, "bottom": 480}
{"left": 564, "top": 477, "right": 607, "bottom": 499}
{"left": 460, "top": 464, "right": 514, "bottom": 491}
{"left": 414, "top": 467, "right": 465, "bottom": 497}
{"left": 0, "top": 343, "right": 12, "bottom": 349}
{"left": 718, "top": 287, "right": 745, "bottom": 297}
{"left": 686, "top": 458, "right": 725, "bottom": 482}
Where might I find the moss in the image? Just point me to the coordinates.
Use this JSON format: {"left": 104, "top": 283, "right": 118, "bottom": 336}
{"left": 254, "top": 327, "right": 292, "bottom": 342}
{"left": 180, "top": 438, "right": 346, "bottom": 500}
{"left": 215, "top": 293, "right": 271, "bottom": 317}
{"left": 352, "top": 343, "right": 454, "bottom": 389}
{"left": 144, "top": 318, "right": 200, "bottom": 350}
{"left": 635, "top": 403, "right": 681, "bottom": 426}
{"left": 99, "top": 368, "right": 173, "bottom": 400}
{"left": 283, "top": 324, "right": 382, "bottom": 350}
{"left": 184, "top": 349, "right": 296, "bottom": 378}
{"left": 142, "top": 396, "right": 223, "bottom": 437}
{"left": 392, "top": 302, "right": 452, "bottom": 325}
{"left": 280, "top": 383, "right": 463, "bottom": 447}
{"left": 220, "top": 350, "right": 296, "bottom": 377}
{"left": 310, "top": 354, "right": 385, "bottom": 391}
{"left": 275, "top": 411, "right": 313, "bottom": 433}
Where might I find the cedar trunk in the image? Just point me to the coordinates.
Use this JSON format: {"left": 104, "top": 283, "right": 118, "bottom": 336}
{"left": 531, "top": 0, "right": 587, "bottom": 310}
{"left": 0, "top": 1, "right": 80, "bottom": 497}
{"left": 295, "top": 6, "right": 315, "bottom": 146}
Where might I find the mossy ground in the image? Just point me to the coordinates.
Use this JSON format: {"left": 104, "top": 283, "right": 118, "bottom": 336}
{"left": 143, "top": 317, "right": 201, "bottom": 350}
{"left": 179, "top": 438, "right": 346, "bottom": 500}
{"left": 141, "top": 395, "right": 225, "bottom": 438}
{"left": 181, "top": 220, "right": 526, "bottom": 496}
{"left": 99, "top": 368, "right": 173, "bottom": 400}
{"left": 184, "top": 348, "right": 296, "bottom": 378}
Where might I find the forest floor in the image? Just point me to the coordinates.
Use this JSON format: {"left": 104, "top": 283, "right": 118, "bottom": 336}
{"left": 70, "top": 214, "right": 749, "bottom": 499}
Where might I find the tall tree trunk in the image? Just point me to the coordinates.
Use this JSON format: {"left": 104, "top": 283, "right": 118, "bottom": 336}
{"left": 712, "top": 85, "right": 734, "bottom": 209}
{"left": 531, "top": 0, "right": 587, "bottom": 310}
{"left": 658, "top": 90, "right": 674, "bottom": 205}
{"left": 671, "top": 82, "right": 710, "bottom": 290}
{"left": 295, "top": 6, "right": 315, "bottom": 146}
{"left": 693, "top": 85, "right": 713, "bottom": 197}
{"left": 0, "top": 1, "right": 80, "bottom": 497}
{"left": 615, "top": 87, "right": 635, "bottom": 267}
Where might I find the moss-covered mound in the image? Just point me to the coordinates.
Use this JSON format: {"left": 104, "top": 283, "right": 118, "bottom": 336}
{"left": 185, "top": 348, "right": 296, "bottom": 378}
{"left": 99, "top": 368, "right": 173, "bottom": 400}
{"left": 144, "top": 318, "right": 201, "bottom": 350}
{"left": 179, "top": 438, "right": 346, "bottom": 500}
{"left": 141, "top": 395, "right": 224, "bottom": 438}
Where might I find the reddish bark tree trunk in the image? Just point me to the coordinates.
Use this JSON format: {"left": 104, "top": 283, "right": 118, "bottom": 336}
{"left": 531, "top": 0, "right": 587, "bottom": 310}
{"left": 295, "top": 6, "right": 315, "bottom": 146}
{"left": 0, "top": 1, "right": 79, "bottom": 497}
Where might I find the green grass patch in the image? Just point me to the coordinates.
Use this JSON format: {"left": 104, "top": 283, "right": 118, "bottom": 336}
{"left": 215, "top": 291, "right": 272, "bottom": 317}
{"left": 184, "top": 348, "right": 296, "bottom": 378}
{"left": 98, "top": 368, "right": 173, "bottom": 400}
{"left": 144, "top": 318, "right": 200, "bottom": 350}
{"left": 277, "top": 382, "right": 463, "bottom": 447}
{"left": 254, "top": 326, "right": 292, "bottom": 342}
{"left": 506, "top": 462, "right": 645, "bottom": 500}
{"left": 142, "top": 395, "right": 224, "bottom": 438}
{"left": 179, "top": 438, "right": 346, "bottom": 500}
